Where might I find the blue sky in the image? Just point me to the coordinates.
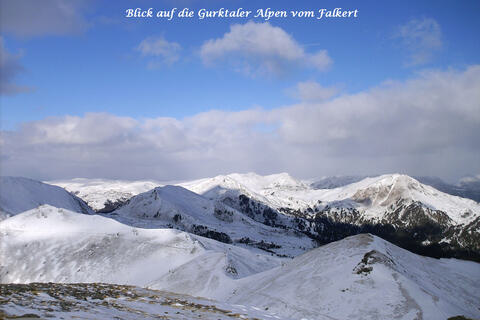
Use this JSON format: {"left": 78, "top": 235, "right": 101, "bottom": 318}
{"left": 2, "top": 0, "right": 479, "bottom": 129}
{"left": 1, "top": 0, "right": 479, "bottom": 181}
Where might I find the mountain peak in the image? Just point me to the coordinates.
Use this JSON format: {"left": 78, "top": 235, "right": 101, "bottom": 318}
{"left": 0, "top": 176, "right": 94, "bottom": 220}
{"left": 351, "top": 174, "right": 427, "bottom": 206}
{"left": 377, "top": 173, "right": 421, "bottom": 184}
{"left": 226, "top": 172, "right": 307, "bottom": 191}
{"left": 0, "top": 205, "right": 127, "bottom": 236}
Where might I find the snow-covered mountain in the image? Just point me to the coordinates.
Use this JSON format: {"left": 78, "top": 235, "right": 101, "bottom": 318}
{"left": 224, "top": 233, "right": 480, "bottom": 320}
{"left": 108, "top": 185, "right": 315, "bottom": 256}
{"left": 180, "top": 172, "right": 315, "bottom": 219}
{"left": 47, "top": 178, "right": 161, "bottom": 212}
{"left": 309, "top": 174, "right": 480, "bottom": 203}
{"left": 46, "top": 173, "right": 480, "bottom": 229}
{"left": 13, "top": 173, "right": 478, "bottom": 258}
{"left": 320, "top": 174, "right": 479, "bottom": 225}
{"left": 2, "top": 208, "right": 478, "bottom": 320}
{"left": 179, "top": 173, "right": 480, "bottom": 258}
{"left": 0, "top": 176, "right": 93, "bottom": 220}
{"left": 0, "top": 205, "right": 281, "bottom": 285}
{"left": 181, "top": 173, "right": 479, "bottom": 226}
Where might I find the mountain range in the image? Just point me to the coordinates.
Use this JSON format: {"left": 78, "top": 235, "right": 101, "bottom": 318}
{"left": 1, "top": 173, "right": 479, "bottom": 319}
{"left": 46, "top": 172, "right": 480, "bottom": 260}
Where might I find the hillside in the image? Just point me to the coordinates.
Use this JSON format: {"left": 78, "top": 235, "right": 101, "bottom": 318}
{"left": 47, "top": 178, "right": 161, "bottom": 212}
{"left": 0, "top": 205, "right": 281, "bottom": 285}
{"left": 109, "top": 185, "right": 315, "bottom": 256}
{"left": 225, "top": 234, "right": 480, "bottom": 320}
{"left": 2, "top": 208, "right": 477, "bottom": 320}
{"left": 0, "top": 177, "right": 93, "bottom": 221}
{"left": 179, "top": 173, "right": 480, "bottom": 259}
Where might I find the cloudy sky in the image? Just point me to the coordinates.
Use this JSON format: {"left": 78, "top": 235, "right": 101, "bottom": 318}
{"left": 1, "top": 0, "right": 479, "bottom": 182}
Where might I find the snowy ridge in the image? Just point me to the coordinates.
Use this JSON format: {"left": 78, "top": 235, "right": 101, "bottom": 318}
{"left": 180, "top": 172, "right": 314, "bottom": 212}
{"left": 321, "top": 174, "right": 479, "bottom": 224}
{"left": 47, "top": 178, "right": 161, "bottom": 211}
{"left": 0, "top": 205, "right": 281, "bottom": 285}
{"left": 180, "top": 173, "right": 480, "bottom": 226}
{"left": 44, "top": 173, "right": 480, "bottom": 226}
{"left": 2, "top": 208, "right": 477, "bottom": 320}
{"left": 224, "top": 233, "right": 480, "bottom": 320}
{"left": 110, "top": 185, "right": 315, "bottom": 256}
{"left": 0, "top": 176, "right": 93, "bottom": 220}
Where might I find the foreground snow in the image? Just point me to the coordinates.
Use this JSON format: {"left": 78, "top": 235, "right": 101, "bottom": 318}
{"left": 1, "top": 206, "right": 478, "bottom": 320}
{"left": 0, "top": 283, "right": 286, "bottom": 320}
{"left": 225, "top": 234, "right": 480, "bottom": 319}
{"left": 0, "top": 205, "right": 280, "bottom": 287}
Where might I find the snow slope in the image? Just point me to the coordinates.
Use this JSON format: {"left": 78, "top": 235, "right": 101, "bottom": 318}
{"left": 180, "top": 172, "right": 311, "bottom": 210}
{"left": 0, "top": 176, "right": 93, "bottom": 220}
{"left": 0, "top": 205, "right": 280, "bottom": 286}
{"left": 147, "top": 234, "right": 480, "bottom": 320}
{"left": 46, "top": 173, "right": 480, "bottom": 227}
{"left": 110, "top": 185, "right": 315, "bottom": 256}
{"left": 47, "top": 178, "right": 161, "bottom": 211}
{"left": 181, "top": 173, "right": 480, "bottom": 226}
{"left": 1, "top": 206, "right": 478, "bottom": 319}
{"left": 225, "top": 233, "right": 480, "bottom": 320}
{"left": 320, "top": 174, "right": 480, "bottom": 224}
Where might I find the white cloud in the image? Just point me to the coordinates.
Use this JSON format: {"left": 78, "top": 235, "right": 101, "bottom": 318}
{"left": 23, "top": 113, "right": 137, "bottom": 145}
{"left": 308, "top": 50, "right": 332, "bottom": 71}
{"left": 289, "top": 81, "right": 339, "bottom": 102}
{"left": 137, "top": 36, "right": 181, "bottom": 66}
{"left": 0, "top": 37, "right": 31, "bottom": 95}
{"left": 0, "top": 0, "right": 89, "bottom": 37}
{"left": 2, "top": 66, "right": 479, "bottom": 181}
{"left": 395, "top": 17, "right": 442, "bottom": 66}
{"left": 200, "top": 21, "right": 332, "bottom": 76}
